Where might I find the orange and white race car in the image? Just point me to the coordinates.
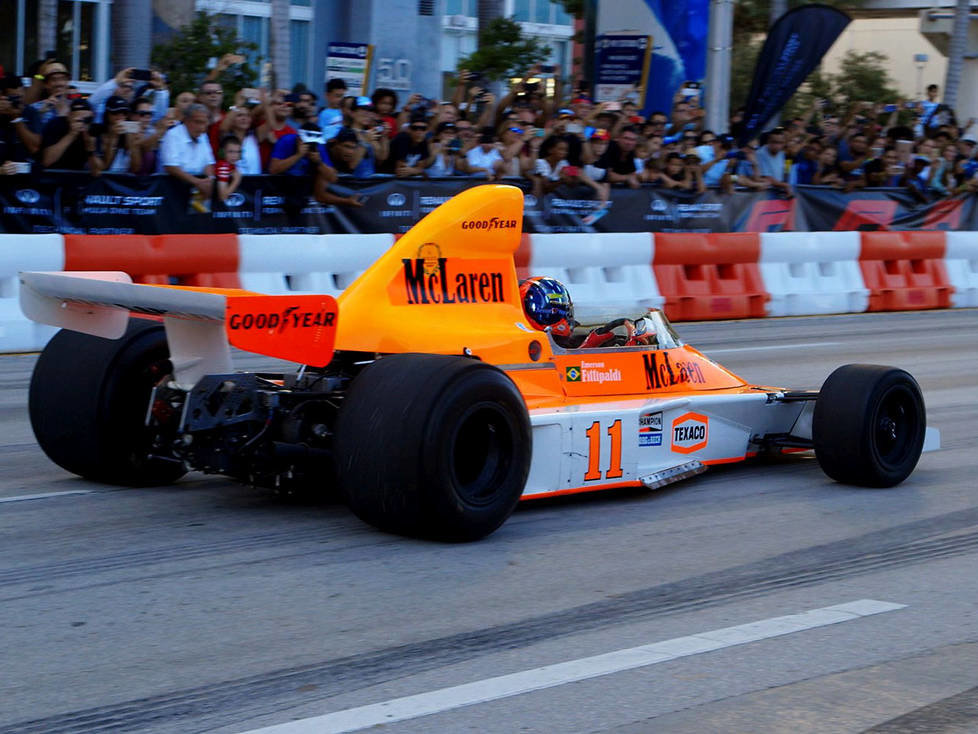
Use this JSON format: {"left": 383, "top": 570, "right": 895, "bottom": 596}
{"left": 20, "top": 185, "right": 937, "bottom": 540}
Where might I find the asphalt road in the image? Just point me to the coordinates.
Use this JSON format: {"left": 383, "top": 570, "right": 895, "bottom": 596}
{"left": 0, "top": 309, "right": 976, "bottom": 734}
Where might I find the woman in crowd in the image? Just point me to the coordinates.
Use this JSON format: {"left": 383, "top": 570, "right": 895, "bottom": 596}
{"left": 219, "top": 105, "right": 263, "bottom": 174}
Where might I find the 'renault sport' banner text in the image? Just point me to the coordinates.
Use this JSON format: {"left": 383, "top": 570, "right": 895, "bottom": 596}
{"left": 2, "top": 173, "right": 978, "bottom": 234}
{"left": 737, "top": 4, "right": 851, "bottom": 145}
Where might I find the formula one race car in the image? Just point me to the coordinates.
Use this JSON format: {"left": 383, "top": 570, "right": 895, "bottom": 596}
{"left": 20, "top": 186, "right": 936, "bottom": 541}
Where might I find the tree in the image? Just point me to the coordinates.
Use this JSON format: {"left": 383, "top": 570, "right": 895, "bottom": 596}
{"left": 457, "top": 17, "right": 551, "bottom": 82}
{"left": 943, "top": 0, "right": 970, "bottom": 109}
{"left": 829, "top": 50, "right": 900, "bottom": 107}
{"left": 150, "top": 12, "right": 258, "bottom": 102}
{"left": 270, "top": 0, "right": 290, "bottom": 90}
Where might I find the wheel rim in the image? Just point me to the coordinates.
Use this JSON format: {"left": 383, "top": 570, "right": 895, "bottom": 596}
{"left": 450, "top": 402, "right": 514, "bottom": 507}
{"left": 871, "top": 383, "right": 918, "bottom": 469}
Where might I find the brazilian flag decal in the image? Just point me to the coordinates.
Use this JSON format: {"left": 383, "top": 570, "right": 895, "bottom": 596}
{"left": 566, "top": 366, "right": 582, "bottom": 382}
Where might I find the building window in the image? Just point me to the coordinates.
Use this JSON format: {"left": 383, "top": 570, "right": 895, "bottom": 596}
{"left": 197, "top": 1, "right": 312, "bottom": 88}
{"left": 419, "top": 0, "right": 435, "bottom": 15}
{"left": 56, "top": 0, "right": 99, "bottom": 81}
{"left": 510, "top": 0, "right": 573, "bottom": 25}
{"left": 445, "top": 0, "right": 476, "bottom": 15}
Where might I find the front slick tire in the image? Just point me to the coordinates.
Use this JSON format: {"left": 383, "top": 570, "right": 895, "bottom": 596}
{"left": 335, "top": 354, "right": 531, "bottom": 542}
{"left": 813, "top": 364, "right": 925, "bottom": 488}
{"left": 29, "top": 319, "right": 186, "bottom": 486}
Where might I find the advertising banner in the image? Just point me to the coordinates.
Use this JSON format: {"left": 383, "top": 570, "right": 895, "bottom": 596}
{"left": 325, "top": 42, "right": 373, "bottom": 97}
{"left": 2, "top": 174, "right": 977, "bottom": 235}
{"left": 738, "top": 5, "right": 851, "bottom": 145}
{"left": 594, "top": 35, "right": 653, "bottom": 103}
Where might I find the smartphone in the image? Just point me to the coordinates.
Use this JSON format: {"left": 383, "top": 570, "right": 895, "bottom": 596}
{"left": 563, "top": 165, "right": 580, "bottom": 177}
{"left": 130, "top": 69, "right": 152, "bottom": 82}
{"left": 534, "top": 128, "right": 546, "bottom": 137}
{"left": 120, "top": 120, "right": 142, "bottom": 133}
{"left": 298, "top": 128, "right": 325, "bottom": 144}
{"left": 681, "top": 87, "right": 699, "bottom": 98}
{"left": 896, "top": 139, "right": 913, "bottom": 161}
{"left": 605, "top": 101, "right": 621, "bottom": 111}
{"left": 539, "top": 64, "right": 556, "bottom": 74}
{"left": 565, "top": 123, "right": 583, "bottom": 134}
{"left": 10, "top": 161, "right": 31, "bottom": 174}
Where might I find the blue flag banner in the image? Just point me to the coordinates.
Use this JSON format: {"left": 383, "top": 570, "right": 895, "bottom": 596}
{"left": 737, "top": 4, "right": 851, "bottom": 146}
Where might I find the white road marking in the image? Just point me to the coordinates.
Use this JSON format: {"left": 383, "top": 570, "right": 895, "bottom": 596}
{"left": 708, "top": 341, "right": 842, "bottom": 354}
{"left": 238, "top": 599, "right": 905, "bottom": 734}
{"left": 0, "top": 490, "right": 92, "bottom": 504}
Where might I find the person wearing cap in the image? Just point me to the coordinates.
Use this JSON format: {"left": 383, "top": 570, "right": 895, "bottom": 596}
{"left": 286, "top": 92, "right": 315, "bottom": 129}
{"left": 582, "top": 128, "right": 610, "bottom": 182}
{"left": 92, "top": 95, "right": 142, "bottom": 173}
{"left": 497, "top": 124, "right": 533, "bottom": 178}
{"left": 30, "top": 61, "right": 71, "bottom": 129}
{"left": 327, "top": 127, "right": 376, "bottom": 178}
{"left": 349, "top": 97, "right": 388, "bottom": 173}
{"left": 40, "top": 98, "right": 102, "bottom": 172}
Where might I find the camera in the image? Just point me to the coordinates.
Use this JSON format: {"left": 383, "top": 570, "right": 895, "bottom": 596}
{"left": 298, "top": 128, "right": 325, "bottom": 145}
{"left": 539, "top": 65, "right": 555, "bottom": 74}
{"left": 447, "top": 139, "right": 462, "bottom": 153}
{"left": 468, "top": 71, "right": 484, "bottom": 85}
{"left": 130, "top": 69, "right": 152, "bottom": 82}
{"left": 524, "top": 82, "right": 540, "bottom": 93}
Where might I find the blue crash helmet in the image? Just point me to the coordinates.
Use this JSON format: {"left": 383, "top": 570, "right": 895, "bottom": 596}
{"left": 519, "top": 276, "right": 574, "bottom": 338}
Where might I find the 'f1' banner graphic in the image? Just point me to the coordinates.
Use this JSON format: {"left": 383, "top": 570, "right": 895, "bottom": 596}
{"left": 737, "top": 5, "right": 851, "bottom": 146}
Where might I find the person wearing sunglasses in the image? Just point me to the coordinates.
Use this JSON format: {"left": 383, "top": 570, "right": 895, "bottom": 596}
{"left": 389, "top": 114, "right": 433, "bottom": 177}
{"left": 40, "top": 98, "right": 102, "bottom": 172}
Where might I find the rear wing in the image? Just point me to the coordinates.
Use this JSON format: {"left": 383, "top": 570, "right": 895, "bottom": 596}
{"left": 20, "top": 271, "right": 337, "bottom": 386}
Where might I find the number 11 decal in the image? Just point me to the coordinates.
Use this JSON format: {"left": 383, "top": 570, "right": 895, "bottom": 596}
{"left": 584, "top": 419, "right": 623, "bottom": 481}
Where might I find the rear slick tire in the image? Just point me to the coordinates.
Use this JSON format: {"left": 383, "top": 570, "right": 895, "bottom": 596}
{"left": 335, "top": 354, "right": 531, "bottom": 541}
{"left": 29, "top": 319, "right": 187, "bottom": 486}
{"left": 813, "top": 364, "right": 925, "bottom": 488}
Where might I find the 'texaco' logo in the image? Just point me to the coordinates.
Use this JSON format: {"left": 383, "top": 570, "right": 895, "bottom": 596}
{"left": 225, "top": 192, "right": 246, "bottom": 208}
{"left": 16, "top": 189, "right": 41, "bottom": 204}
{"left": 460, "top": 217, "right": 518, "bottom": 230}
{"left": 386, "top": 193, "right": 407, "bottom": 207}
{"left": 671, "top": 412, "right": 709, "bottom": 454}
{"left": 228, "top": 305, "right": 335, "bottom": 331}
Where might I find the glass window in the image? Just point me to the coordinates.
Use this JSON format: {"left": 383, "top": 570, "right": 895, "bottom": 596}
{"left": 512, "top": 0, "right": 530, "bottom": 22}
{"left": 242, "top": 15, "right": 265, "bottom": 69}
{"left": 77, "top": 1, "right": 94, "bottom": 81}
{"left": 290, "top": 19, "right": 309, "bottom": 86}
{"left": 553, "top": 1, "right": 573, "bottom": 25}
{"left": 534, "top": 0, "right": 551, "bottom": 23}
{"left": 291, "top": 0, "right": 311, "bottom": 6}
{"left": 445, "top": 0, "right": 464, "bottom": 15}
{"left": 56, "top": 1, "right": 74, "bottom": 75}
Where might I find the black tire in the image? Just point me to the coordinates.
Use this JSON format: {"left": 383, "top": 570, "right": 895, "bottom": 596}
{"left": 334, "top": 354, "right": 531, "bottom": 541}
{"left": 813, "top": 364, "right": 925, "bottom": 488}
{"left": 29, "top": 319, "right": 187, "bottom": 486}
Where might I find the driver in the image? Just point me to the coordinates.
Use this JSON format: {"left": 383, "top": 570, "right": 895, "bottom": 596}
{"left": 520, "top": 276, "right": 656, "bottom": 348}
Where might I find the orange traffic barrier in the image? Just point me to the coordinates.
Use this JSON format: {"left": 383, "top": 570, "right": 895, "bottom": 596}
{"left": 652, "top": 233, "right": 768, "bottom": 321}
{"left": 859, "top": 232, "right": 952, "bottom": 311}
{"left": 63, "top": 234, "right": 241, "bottom": 288}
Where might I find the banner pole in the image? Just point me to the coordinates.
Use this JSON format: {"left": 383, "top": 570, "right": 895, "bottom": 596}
{"left": 704, "top": 0, "right": 734, "bottom": 133}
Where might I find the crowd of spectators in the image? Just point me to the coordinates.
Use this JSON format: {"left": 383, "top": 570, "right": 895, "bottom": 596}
{"left": 3, "top": 54, "right": 978, "bottom": 209}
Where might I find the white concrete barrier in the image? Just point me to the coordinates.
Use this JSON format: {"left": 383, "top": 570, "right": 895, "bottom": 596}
{"left": 945, "top": 231, "right": 978, "bottom": 308}
{"left": 525, "top": 232, "right": 664, "bottom": 325}
{"left": 759, "top": 231, "right": 868, "bottom": 316}
{"left": 237, "top": 234, "right": 395, "bottom": 297}
{"left": 0, "top": 234, "right": 64, "bottom": 353}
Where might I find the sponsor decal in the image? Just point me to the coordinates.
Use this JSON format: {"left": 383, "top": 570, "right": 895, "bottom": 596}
{"left": 639, "top": 411, "right": 663, "bottom": 447}
{"left": 227, "top": 305, "right": 335, "bottom": 331}
{"left": 671, "top": 412, "right": 709, "bottom": 454}
{"left": 460, "top": 217, "right": 518, "bottom": 231}
{"left": 15, "top": 189, "right": 40, "bottom": 204}
{"left": 225, "top": 192, "right": 246, "bottom": 208}
{"left": 565, "top": 361, "right": 622, "bottom": 385}
{"left": 386, "top": 192, "right": 407, "bottom": 207}
{"left": 392, "top": 245, "right": 508, "bottom": 306}
{"left": 643, "top": 352, "right": 707, "bottom": 390}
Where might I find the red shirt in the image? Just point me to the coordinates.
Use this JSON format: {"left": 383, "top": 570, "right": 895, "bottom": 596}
{"left": 259, "top": 123, "right": 297, "bottom": 171}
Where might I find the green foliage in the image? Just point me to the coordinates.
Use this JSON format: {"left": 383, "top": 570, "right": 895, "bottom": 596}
{"left": 554, "top": 0, "right": 585, "bottom": 18}
{"left": 828, "top": 50, "right": 900, "bottom": 106}
{"left": 151, "top": 12, "right": 258, "bottom": 105}
{"left": 457, "top": 17, "right": 552, "bottom": 82}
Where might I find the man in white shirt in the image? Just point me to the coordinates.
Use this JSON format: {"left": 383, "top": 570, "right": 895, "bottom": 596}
{"left": 161, "top": 103, "right": 216, "bottom": 200}
{"left": 465, "top": 127, "right": 504, "bottom": 180}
